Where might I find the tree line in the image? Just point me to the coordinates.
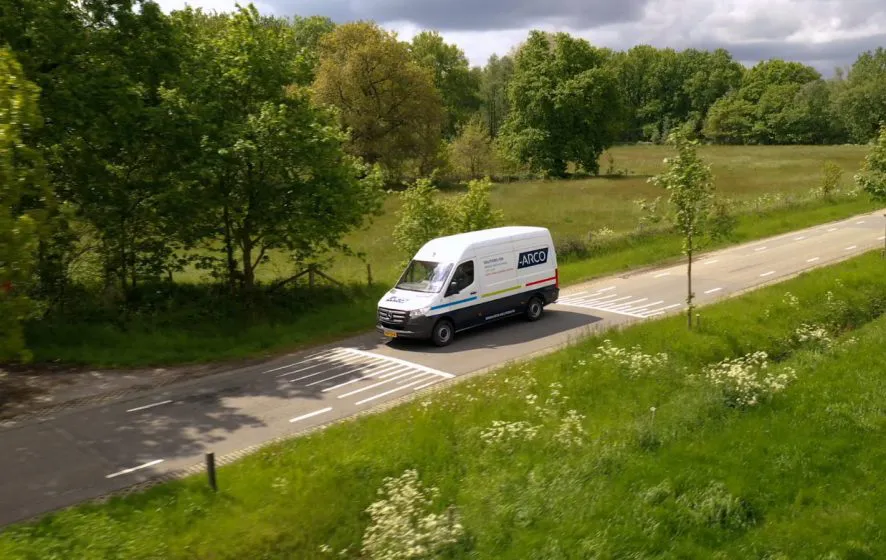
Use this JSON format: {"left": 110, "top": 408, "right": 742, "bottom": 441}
{"left": 1, "top": 0, "right": 885, "bottom": 360}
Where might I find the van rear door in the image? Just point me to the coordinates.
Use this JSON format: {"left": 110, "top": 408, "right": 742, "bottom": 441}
{"left": 513, "top": 234, "right": 557, "bottom": 291}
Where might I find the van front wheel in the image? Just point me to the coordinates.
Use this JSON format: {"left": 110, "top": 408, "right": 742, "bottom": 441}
{"left": 526, "top": 296, "right": 544, "bottom": 322}
{"left": 431, "top": 319, "right": 455, "bottom": 347}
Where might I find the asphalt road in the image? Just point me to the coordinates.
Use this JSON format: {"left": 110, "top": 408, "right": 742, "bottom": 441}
{"left": 0, "top": 209, "right": 884, "bottom": 527}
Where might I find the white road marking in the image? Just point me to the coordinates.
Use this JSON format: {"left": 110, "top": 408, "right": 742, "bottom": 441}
{"left": 356, "top": 377, "right": 437, "bottom": 406}
{"left": 106, "top": 459, "right": 164, "bottom": 479}
{"left": 276, "top": 352, "right": 365, "bottom": 378}
{"left": 704, "top": 287, "right": 722, "bottom": 294}
{"left": 623, "top": 300, "right": 665, "bottom": 311}
{"left": 760, "top": 271, "right": 776, "bottom": 277}
{"left": 828, "top": 227, "right": 838, "bottom": 232}
{"left": 596, "top": 286, "right": 616, "bottom": 293}
{"left": 287, "top": 355, "right": 370, "bottom": 382}
{"left": 607, "top": 298, "right": 648, "bottom": 311}
{"left": 807, "top": 257, "right": 820, "bottom": 263}
{"left": 262, "top": 349, "right": 345, "bottom": 374}
{"left": 641, "top": 303, "right": 682, "bottom": 316}
{"left": 126, "top": 400, "right": 173, "bottom": 413}
{"left": 857, "top": 220, "right": 866, "bottom": 224}
{"left": 412, "top": 379, "right": 441, "bottom": 392}
{"left": 289, "top": 407, "right": 333, "bottom": 423}
{"left": 654, "top": 272, "right": 670, "bottom": 278}
{"left": 845, "top": 245, "right": 857, "bottom": 250}
{"left": 880, "top": 236, "right": 886, "bottom": 241}
{"left": 337, "top": 371, "right": 426, "bottom": 399}
{"left": 305, "top": 360, "right": 393, "bottom": 387}
{"left": 561, "top": 293, "right": 620, "bottom": 305}
{"left": 793, "top": 236, "right": 806, "bottom": 241}
{"left": 322, "top": 365, "right": 407, "bottom": 393}
{"left": 701, "top": 259, "right": 719, "bottom": 265}
{"left": 754, "top": 246, "right": 768, "bottom": 252}
{"left": 338, "top": 348, "right": 454, "bottom": 379}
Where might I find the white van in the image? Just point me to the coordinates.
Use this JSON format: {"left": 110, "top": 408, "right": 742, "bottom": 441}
{"left": 376, "top": 226, "right": 559, "bottom": 346}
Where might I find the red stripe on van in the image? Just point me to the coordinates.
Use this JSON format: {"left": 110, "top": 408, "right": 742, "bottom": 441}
{"left": 526, "top": 275, "right": 557, "bottom": 287}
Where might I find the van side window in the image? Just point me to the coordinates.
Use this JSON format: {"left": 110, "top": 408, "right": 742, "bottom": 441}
{"left": 449, "top": 260, "right": 474, "bottom": 294}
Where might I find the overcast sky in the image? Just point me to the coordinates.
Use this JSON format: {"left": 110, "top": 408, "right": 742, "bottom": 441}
{"left": 155, "top": 0, "right": 886, "bottom": 75}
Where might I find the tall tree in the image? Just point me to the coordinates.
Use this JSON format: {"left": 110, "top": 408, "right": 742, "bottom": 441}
{"left": 855, "top": 124, "right": 886, "bottom": 203}
{"left": 479, "top": 54, "right": 514, "bottom": 138}
{"left": 651, "top": 131, "right": 714, "bottom": 329}
{"left": 409, "top": 31, "right": 481, "bottom": 138}
{"left": 312, "top": 22, "right": 444, "bottom": 179}
{"left": 290, "top": 15, "right": 336, "bottom": 86}
{"left": 0, "top": 49, "right": 47, "bottom": 360}
{"left": 834, "top": 48, "right": 886, "bottom": 143}
{"left": 449, "top": 116, "right": 494, "bottom": 180}
{"left": 500, "top": 31, "right": 623, "bottom": 177}
{"left": 167, "top": 6, "right": 383, "bottom": 292}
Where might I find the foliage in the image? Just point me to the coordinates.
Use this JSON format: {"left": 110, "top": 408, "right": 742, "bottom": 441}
{"left": 820, "top": 160, "right": 843, "bottom": 200}
{"left": 854, "top": 124, "right": 886, "bottom": 202}
{"left": 834, "top": 48, "right": 886, "bottom": 143}
{"left": 500, "top": 31, "right": 623, "bottom": 177}
{"left": 409, "top": 31, "right": 481, "bottom": 138}
{"left": 449, "top": 117, "right": 494, "bottom": 180}
{"left": 448, "top": 177, "right": 504, "bottom": 233}
{"left": 0, "top": 49, "right": 47, "bottom": 361}
{"left": 478, "top": 54, "right": 514, "bottom": 138}
{"left": 312, "top": 22, "right": 444, "bottom": 179}
{"left": 651, "top": 130, "right": 715, "bottom": 326}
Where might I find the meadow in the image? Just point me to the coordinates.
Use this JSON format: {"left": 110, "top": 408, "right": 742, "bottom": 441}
{"left": 4, "top": 250, "right": 885, "bottom": 559}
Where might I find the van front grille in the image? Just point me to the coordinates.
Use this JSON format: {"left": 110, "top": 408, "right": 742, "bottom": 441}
{"left": 378, "top": 307, "right": 408, "bottom": 326}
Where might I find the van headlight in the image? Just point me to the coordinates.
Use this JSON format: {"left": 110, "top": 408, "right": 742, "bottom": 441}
{"left": 410, "top": 306, "right": 432, "bottom": 319}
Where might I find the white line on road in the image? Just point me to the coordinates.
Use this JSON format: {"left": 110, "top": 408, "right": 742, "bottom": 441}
{"left": 702, "top": 259, "right": 719, "bottom": 265}
{"left": 323, "top": 364, "right": 407, "bottom": 393}
{"left": 290, "top": 407, "right": 333, "bottom": 423}
{"left": 561, "top": 293, "right": 620, "bottom": 305}
{"left": 126, "top": 400, "right": 173, "bottom": 413}
{"left": 828, "top": 227, "right": 838, "bottom": 232}
{"left": 754, "top": 246, "right": 768, "bottom": 252}
{"left": 262, "top": 349, "right": 345, "bottom": 374}
{"left": 760, "top": 271, "right": 776, "bottom": 277}
{"left": 305, "top": 360, "right": 393, "bottom": 387}
{"left": 412, "top": 379, "right": 441, "bottom": 392}
{"left": 595, "top": 286, "right": 616, "bottom": 293}
{"left": 654, "top": 272, "right": 670, "bottom": 278}
{"left": 356, "top": 377, "right": 436, "bottom": 406}
{"left": 793, "top": 236, "right": 806, "bottom": 241}
{"left": 623, "top": 300, "right": 665, "bottom": 311}
{"left": 880, "top": 236, "right": 886, "bottom": 241}
{"left": 106, "top": 459, "right": 164, "bottom": 479}
{"left": 287, "top": 355, "right": 369, "bottom": 382}
{"left": 704, "top": 287, "right": 723, "bottom": 294}
{"left": 338, "top": 348, "right": 454, "bottom": 379}
{"left": 845, "top": 245, "right": 857, "bottom": 250}
{"left": 641, "top": 303, "right": 682, "bottom": 316}
{"left": 607, "top": 298, "right": 648, "bottom": 311}
{"left": 857, "top": 220, "right": 866, "bottom": 224}
{"left": 807, "top": 257, "right": 820, "bottom": 263}
{"left": 338, "top": 371, "right": 426, "bottom": 399}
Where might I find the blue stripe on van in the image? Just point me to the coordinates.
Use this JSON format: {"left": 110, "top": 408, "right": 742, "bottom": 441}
{"left": 430, "top": 296, "right": 478, "bottom": 310}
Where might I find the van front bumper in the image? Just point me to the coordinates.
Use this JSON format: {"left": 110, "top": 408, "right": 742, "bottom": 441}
{"left": 376, "top": 315, "right": 435, "bottom": 340}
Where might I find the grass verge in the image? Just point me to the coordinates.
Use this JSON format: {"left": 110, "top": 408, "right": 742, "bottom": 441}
{"left": 24, "top": 196, "right": 881, "bottom": 367}
{"left": 3, "top": 250, "right": 886, "bottom": 558}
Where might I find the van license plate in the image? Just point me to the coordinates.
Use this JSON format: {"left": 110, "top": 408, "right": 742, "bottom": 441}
{"left": 383, "top": 330, "right": 397, "bottom": 338}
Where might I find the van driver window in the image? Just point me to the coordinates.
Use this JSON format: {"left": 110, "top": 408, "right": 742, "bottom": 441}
{"left": 451, "top": 261, "right": 474, "bottom": 292}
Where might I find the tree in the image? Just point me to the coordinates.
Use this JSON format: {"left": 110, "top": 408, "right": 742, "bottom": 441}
{"left": 834, "top": 48, "right": 886, "bottom": 143}
{"left": 312, "top": 22, "right": 444, "bottom": 179}
{"left": 168, "top": 7, "right": 383, "bottom": 292}
{"left": 651, "top": 131, "right": 714, "bottom": 328}
{"left": 290, "top": 15, "right": 336, "bottom": 85}
{"left": 855, "top": 124, "right": 886, "bottom": 202}
{"left": 409, "top": 31, "right": 481, "bottom": 138}
{"left": 500, "top": 31, "right": 623, "bottom": 177}
{"left": 0, "top": 49, "right": 47, "bottom": 361}
{"left": 479, "top": 54, "right": 514, "bottom": 138}
{"left": 447, "top": 177, "right": 504, "bottom": 233}
{"left": 703, "top": 92, "right": 755, "bottom": 144}
{"left": 449, "top": 117, "right": 494, "bottom": 180}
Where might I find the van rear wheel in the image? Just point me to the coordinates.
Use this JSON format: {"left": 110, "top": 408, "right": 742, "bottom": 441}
{"left": 526, "top": 296, "right": 544, "bottom": 321}
{"left": 431, "top": 319, "right": 455, "bottom": 347}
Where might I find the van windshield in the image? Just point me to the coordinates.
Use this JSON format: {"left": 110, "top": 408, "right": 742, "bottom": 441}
{"left": 396, "top": 260, "right": 453, "bottom": 293}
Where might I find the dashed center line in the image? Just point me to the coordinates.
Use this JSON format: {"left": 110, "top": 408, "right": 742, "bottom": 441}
{"left": 856, "top": 220, "right": 866, "bottom": 224}
{"left": 704, "top": 287, "right": 723, "bottom": 294}
{"left": 807, "top": 257, "right": 820, "bottom": 263}
{"left": 702, "top": 259, "right": 719, "bottom": 265}
{"left": 106, "top": 459, "right": 164, "bottom": 479}
{"left": 828, "top": 227, "right": 838, "bottom": 232}
{"left": 126, "top": 400, "right": 173, "bottom": 413}
{"left": 290, "top": 407, "right": 333, "bottom": 423}
{"left": 754, "top": 246, "right": 768, "bottom": 252}
{"left": 760, "top": 271, "right": 776, "bottom": 277}
{"left": 793, "top": 236, "right": 806, "bottom": 241}
{"left": 845, "top": 245, "right": 857, "bottom": 250}
{"left": 654, "top": 272, "right": 670, "bottom": 278}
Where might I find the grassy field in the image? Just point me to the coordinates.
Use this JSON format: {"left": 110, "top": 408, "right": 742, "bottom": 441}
{"left": 4, "top": 250, "right": 885, "bottom": 558}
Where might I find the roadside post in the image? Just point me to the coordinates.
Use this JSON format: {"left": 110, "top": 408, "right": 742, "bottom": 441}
{"left": 206, "top": 452, "right": 217, "bottom": 492}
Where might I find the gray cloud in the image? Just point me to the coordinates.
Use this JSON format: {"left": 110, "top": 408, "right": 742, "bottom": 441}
{"left": 275, "top": 0, "right": 651, "bottom": 30}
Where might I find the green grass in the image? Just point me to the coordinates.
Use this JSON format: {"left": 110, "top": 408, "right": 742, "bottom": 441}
{"left": 4, "top": 251, "right": 886, "bottom": 559}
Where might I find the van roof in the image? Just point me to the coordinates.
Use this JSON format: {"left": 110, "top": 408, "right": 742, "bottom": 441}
{"left": 414, "top": 226, "right": 550, "bottom": 262}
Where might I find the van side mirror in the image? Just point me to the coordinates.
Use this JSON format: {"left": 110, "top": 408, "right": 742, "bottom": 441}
{"left": 446, "top": 280, "right": 459, "bottom": 296}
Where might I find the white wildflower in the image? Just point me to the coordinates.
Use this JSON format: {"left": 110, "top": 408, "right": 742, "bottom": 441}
{"left": 592, "top": 339, "right": 669, "bottom": 377}
{"left": 782, "top": 292, "right": 800, "bottom": 308}
{"left": 480, "top": 420, "right": 540, "bottom": 445}
{"left": 362, "top": 470, "right": 464, "bottom": 560}
{"left": 794, "top": 323, "right": 834, "bottom": 349}
{"left": 704, "top": 351, "right": 796, "bottom": 408}
{"left": 554, "top": 410, "right": 587, "bottom": 448}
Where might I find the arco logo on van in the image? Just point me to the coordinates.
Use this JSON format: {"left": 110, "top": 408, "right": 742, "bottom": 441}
{"left": 517, "top": 247, "right": 549, "bottom": 269}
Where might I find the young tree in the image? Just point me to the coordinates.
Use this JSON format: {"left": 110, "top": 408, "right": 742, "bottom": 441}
{"left": 449, "top": 117, "right": 494, "bottom": 180}
{"left": 392, "top": 178, "right": 449, "bottom": 259}
{"left": 855, "top": 124, "right": 886, "bottom": 202}
{"left": 0, "top": 49, "right": 47, "bottom": 360}
{"left": 479, "top": 54, "right": 514, "bottom": 138}
{"left": 312, "top": 22, "right": 444, "bottom": 178}
{"left": 651, "top": 131, "right": 714, "bottom": 328}
{"left": 500, "top": 31, "right": 623, "bottom": 177}
{"left": 448, "top": 177, "right": 504, "bottom": 233}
